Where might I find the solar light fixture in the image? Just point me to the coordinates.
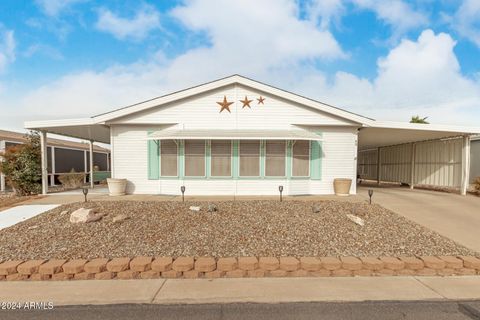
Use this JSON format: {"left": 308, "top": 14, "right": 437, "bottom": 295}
{"left": 368, "top": 189, "right": 374, "bottom": 204}
{"left": 278, "top": 185, "right": 284, "bottom": 202}
{"left": 82, "top": 187, "right": 89, "bottom": 203}
{"left": 181, "top": 186, "right": 186, "bottom": 202}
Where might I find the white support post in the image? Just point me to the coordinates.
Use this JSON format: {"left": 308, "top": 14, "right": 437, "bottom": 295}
{"left": 410, "top": 142, "right": 416, "bottom": 190}
{"left": 376, "top": 147, "right": 381, "bottom": 185}
{"left": 461, "top": 135, "right": 471, "bottom": 196}
{"left": 0, "top": 140, "right": 5, "bottom": 192}
{"left": 40, "top": 131, "right": 48, "bottom": 195}
{"left": 50, "top": 147, "right": 56, "bottom": 186}
{"left": 83, "top": 150, "right": 87, "bottom": 184}
{"left": 89, "top": 140, "right": 94, "bottom": 189}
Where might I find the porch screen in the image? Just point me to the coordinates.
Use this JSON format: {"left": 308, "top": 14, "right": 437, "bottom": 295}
{"left": 185, "top": 140, "right": 205, "bottom": 177}
{"left": 160, "top": 140, "right": 177, "bottom": 176}
{"left": 211, "top": 140, "right": 231, "bottom": 177}
{"left": 292, "top": 140, "right": 310, "bottom": 176}
{"left": 265, "top": 141, "right": 286, "bottom": 176}
{"left": 239, "top": 140, "right": 260, "bottom": 176}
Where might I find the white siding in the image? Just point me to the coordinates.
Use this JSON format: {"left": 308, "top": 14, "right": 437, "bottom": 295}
{"left": 110, "top": 83, "right": 359, "bottom": 196}
{"left": 109, "top": 84, "right": 355, "bottom": 129}
{"left": 111, "top": 124, "right": 358, "bottom": 195}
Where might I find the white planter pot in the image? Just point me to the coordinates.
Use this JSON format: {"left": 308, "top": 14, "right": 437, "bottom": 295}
{"left": 333, "top": 178, "right": 352, "bottom": 196}
{"left": 107, "top": 178, "right": 127, "bottom": 196}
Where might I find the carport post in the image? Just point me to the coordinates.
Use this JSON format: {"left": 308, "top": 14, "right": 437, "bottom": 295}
{"left": 376, "top": 147, "right": 381, "bottom": 184}
{"left": 410, "top": 142, "right": 416, "bottom": 189}
{"left": 89, "top": 140, "right": 94, "bottom": 189}
{"left": 461, "top": 135, "right": 471, "bottom": 196}
{"left": 40, "top": 131, "right": 48, "bottom": 195}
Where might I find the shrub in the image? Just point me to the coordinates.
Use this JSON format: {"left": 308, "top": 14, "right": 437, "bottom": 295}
{"left": 0, "top": 132, "right": 42, "bottom": 195}
{"left": 58, "top": 169, "right": 86, "bottom": 189}
{"left": 474, "top": 177, "right": 480, "bottom": 194}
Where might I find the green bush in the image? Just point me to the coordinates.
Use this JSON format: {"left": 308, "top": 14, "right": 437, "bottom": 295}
{"left": 0, "top": 132, "right": 42, "bottom": 195}
{"left": 58, "top": 169, "right": 86, "bottom": 189}
{"left": 474, "top": 177, "right": 480, "bottom": 193}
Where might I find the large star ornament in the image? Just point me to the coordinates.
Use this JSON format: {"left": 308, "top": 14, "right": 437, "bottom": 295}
{"left": 217, "top": 95, "right": 234, "bottom": 113}
{"left": 240, "top": 96, "right": 253, "bottom": 109}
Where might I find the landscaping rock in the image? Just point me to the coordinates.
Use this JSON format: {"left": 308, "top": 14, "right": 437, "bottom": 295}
{"left": 69, "top": 208, "right": 104, "bottom": 223}
{"left": 312, "top": 205, "right": 321, "bottom": 213}
{"left": 112, "top": 214, "right": 130, "bottom": 223}
{"left": 346, "top": 214, "right": 365, "bottom": 226}
{"left": 207, "top": 204, "right": 218, "bottom": 212}
{"left": 189, "top": 206, "right": 201, "bottom": 212}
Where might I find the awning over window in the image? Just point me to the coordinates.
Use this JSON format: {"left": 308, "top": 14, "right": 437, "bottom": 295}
{"left": 146, "top": 129, "right": 323, "bottom": 141}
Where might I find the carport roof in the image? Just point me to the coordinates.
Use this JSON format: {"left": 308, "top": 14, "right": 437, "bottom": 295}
{"left": 359, "top": 121, "right": 480, "bottom": 150}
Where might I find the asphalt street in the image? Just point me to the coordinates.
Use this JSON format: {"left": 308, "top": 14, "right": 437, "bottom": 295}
{"left": 2, "top": 301, "right": 480, "bottom": 320}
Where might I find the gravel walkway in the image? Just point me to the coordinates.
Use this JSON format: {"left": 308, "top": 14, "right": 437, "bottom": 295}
{"left": 0, "top": 200, "right": 475, "bottom": 260}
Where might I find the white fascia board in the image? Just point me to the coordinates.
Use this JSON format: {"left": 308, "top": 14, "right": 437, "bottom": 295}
{"left": 369, "top": 121, "right": 480, "bottom": 134}
{"left": 93, "top": 75, "right": 374, "bottom": 126}
{"left": 24, "top": 118, "right": 97, "bottom": 129}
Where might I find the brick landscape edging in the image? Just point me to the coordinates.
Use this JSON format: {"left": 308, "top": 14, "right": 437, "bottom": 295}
{"left": 1, "top": 256, "right": 480, "bottom": 281}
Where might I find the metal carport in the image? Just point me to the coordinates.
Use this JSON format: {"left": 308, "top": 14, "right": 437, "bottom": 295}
{"left": 358, "top": 122, "right": 480, "bottom": 195}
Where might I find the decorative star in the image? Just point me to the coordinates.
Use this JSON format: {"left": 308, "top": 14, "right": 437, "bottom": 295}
{"left": 240, "top": 96, "right": 253, "bottom": 109}
{"left": 217, "top": 95, "right": 234, "bottom": 113}
{"left": 257, "top": 96, "right": 266, "bottom": 105}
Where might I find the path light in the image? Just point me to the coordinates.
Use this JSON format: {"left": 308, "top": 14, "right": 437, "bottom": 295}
{"left": 278, "top": 185, "right": 284, "bottom": 202}
{"left": 82, "top": 187, "right": 89, "bottom": 203}
{"left": 181, "top": 186, "right": 186, "bottom": 202}
{"left": 368, "top": 189, "right": 374, "bottom": 204}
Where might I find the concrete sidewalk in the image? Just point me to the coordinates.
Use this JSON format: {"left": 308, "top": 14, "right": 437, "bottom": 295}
{"left": 1, "top": 276, "right": 480, "bottom": 306}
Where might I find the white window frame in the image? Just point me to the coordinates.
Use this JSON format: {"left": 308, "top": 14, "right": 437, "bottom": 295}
{"left": 291, "top": 140, "right": 311, "bottom": 178}
{"left": 239, "top": 140, "right": 262, "bottom": 178}
{"left": 160, "top": 140, "right": 179, "bottom": 178}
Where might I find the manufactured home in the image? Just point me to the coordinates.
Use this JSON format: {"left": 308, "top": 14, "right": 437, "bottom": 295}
{"left": 25, "top": 75, "right": 480, "bottom": 196}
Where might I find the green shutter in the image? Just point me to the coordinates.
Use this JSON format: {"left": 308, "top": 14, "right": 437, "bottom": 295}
{"left": 232, "top": 140, "right": 239, "bottom": 179}
{"left": 310, "top": 137, "right": 322, "bottom": 180}
{"left": 147, "top": 139, "right": 160, "bottom": 180}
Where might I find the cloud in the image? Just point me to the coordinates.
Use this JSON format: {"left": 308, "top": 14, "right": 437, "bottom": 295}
{"left": 304, "top": 0, "right": 346, "bottom": 30}
{"left": 1, "top": 2, "right": 479, "bottom": 131}
{"left": 35, "top": 0, "right": 87, "bottom": 16}
{"left": 449, "top": 0, "right": 480, "bottom": 47}
{"left": 0, "top": 29, "right": 15, "bottom": 73}
{"left": 95, "top": 5, "right": 161, "bottom": 41}
{"left": 351, "top": 0, "right": 428, "bottom": 38}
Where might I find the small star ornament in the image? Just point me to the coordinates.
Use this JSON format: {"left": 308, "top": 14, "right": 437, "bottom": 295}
{"left": 217, "top": 95, "right": 234, "bottom": 113}
{"left": 257, "top": 96, "right": 266, "bottom": 105}
{"left": 240, "top": 96, "right": 253, "bottom": 109}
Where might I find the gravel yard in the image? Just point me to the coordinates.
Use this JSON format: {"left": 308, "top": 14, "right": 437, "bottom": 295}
{"left": 0, "top": 200, "right": 475, "bottom": 260}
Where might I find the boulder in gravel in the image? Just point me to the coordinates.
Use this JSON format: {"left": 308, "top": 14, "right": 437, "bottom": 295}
{"left": 60, "top": 210, "right": 69, "bottom": 216}
{"left": 207, "top": 204, "right": 218, "bottom": 212}
{"left": 312, "top": 205, "right": 321, "bottom": 213}
{"left": 113, "top": 214, "right": 130, "bottom": 223}
{"left": 70, "top": 208, "right": 104, "bottom": 223}
{"left": 346, "top": 214, "right": 364, "bottom": 226}
{"left": 189, "top": 206, "right": 201, "bottom": 212}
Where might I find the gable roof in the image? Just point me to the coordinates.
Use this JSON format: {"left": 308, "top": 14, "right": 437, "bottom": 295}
{"left": 92, "top": 74, "right": 375, "bottom": 125}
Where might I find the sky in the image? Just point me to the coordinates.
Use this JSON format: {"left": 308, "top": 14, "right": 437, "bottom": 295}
{"left": 0, "top": 0, "right": 479, "bottom": 132}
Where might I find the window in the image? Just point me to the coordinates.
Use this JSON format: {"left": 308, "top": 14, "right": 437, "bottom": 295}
{"left": 265, "top": 141, "right": 286, "bottom": 177}
{"left": 292, "top": 140, "right": 310, "bottom": 177}
{"left": 160, "top": 140, "right": 178, "bottom": 176}
{"left": 239, "top": 140, "right": 260, "bottom": 176}
{"left": 211, "top": 140, "right": 231, "bottom": 177}
{"left": 185, "top": 140, "right": 205, "bottom": 177}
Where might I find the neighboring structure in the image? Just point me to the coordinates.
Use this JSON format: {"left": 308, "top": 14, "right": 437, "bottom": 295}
{"left": 0, "top": 130, "right": 110, "bottom": 192}
{"left": 24, "top": 75, "right": 480, "bottom": 196}
{"left": 471, "top": 136, "right": 480, "bottom": 184}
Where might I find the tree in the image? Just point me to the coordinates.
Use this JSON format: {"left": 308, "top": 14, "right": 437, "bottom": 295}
{"left": 0, "top": 131, "right": 42, "bottom": 195}
{"left": 410, "top": 115, "right": 429, "bottom": 124}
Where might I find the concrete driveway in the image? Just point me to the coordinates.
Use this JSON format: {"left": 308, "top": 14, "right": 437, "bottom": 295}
{"left": 357, "top": 185, "right": 480, "bottom": 253}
